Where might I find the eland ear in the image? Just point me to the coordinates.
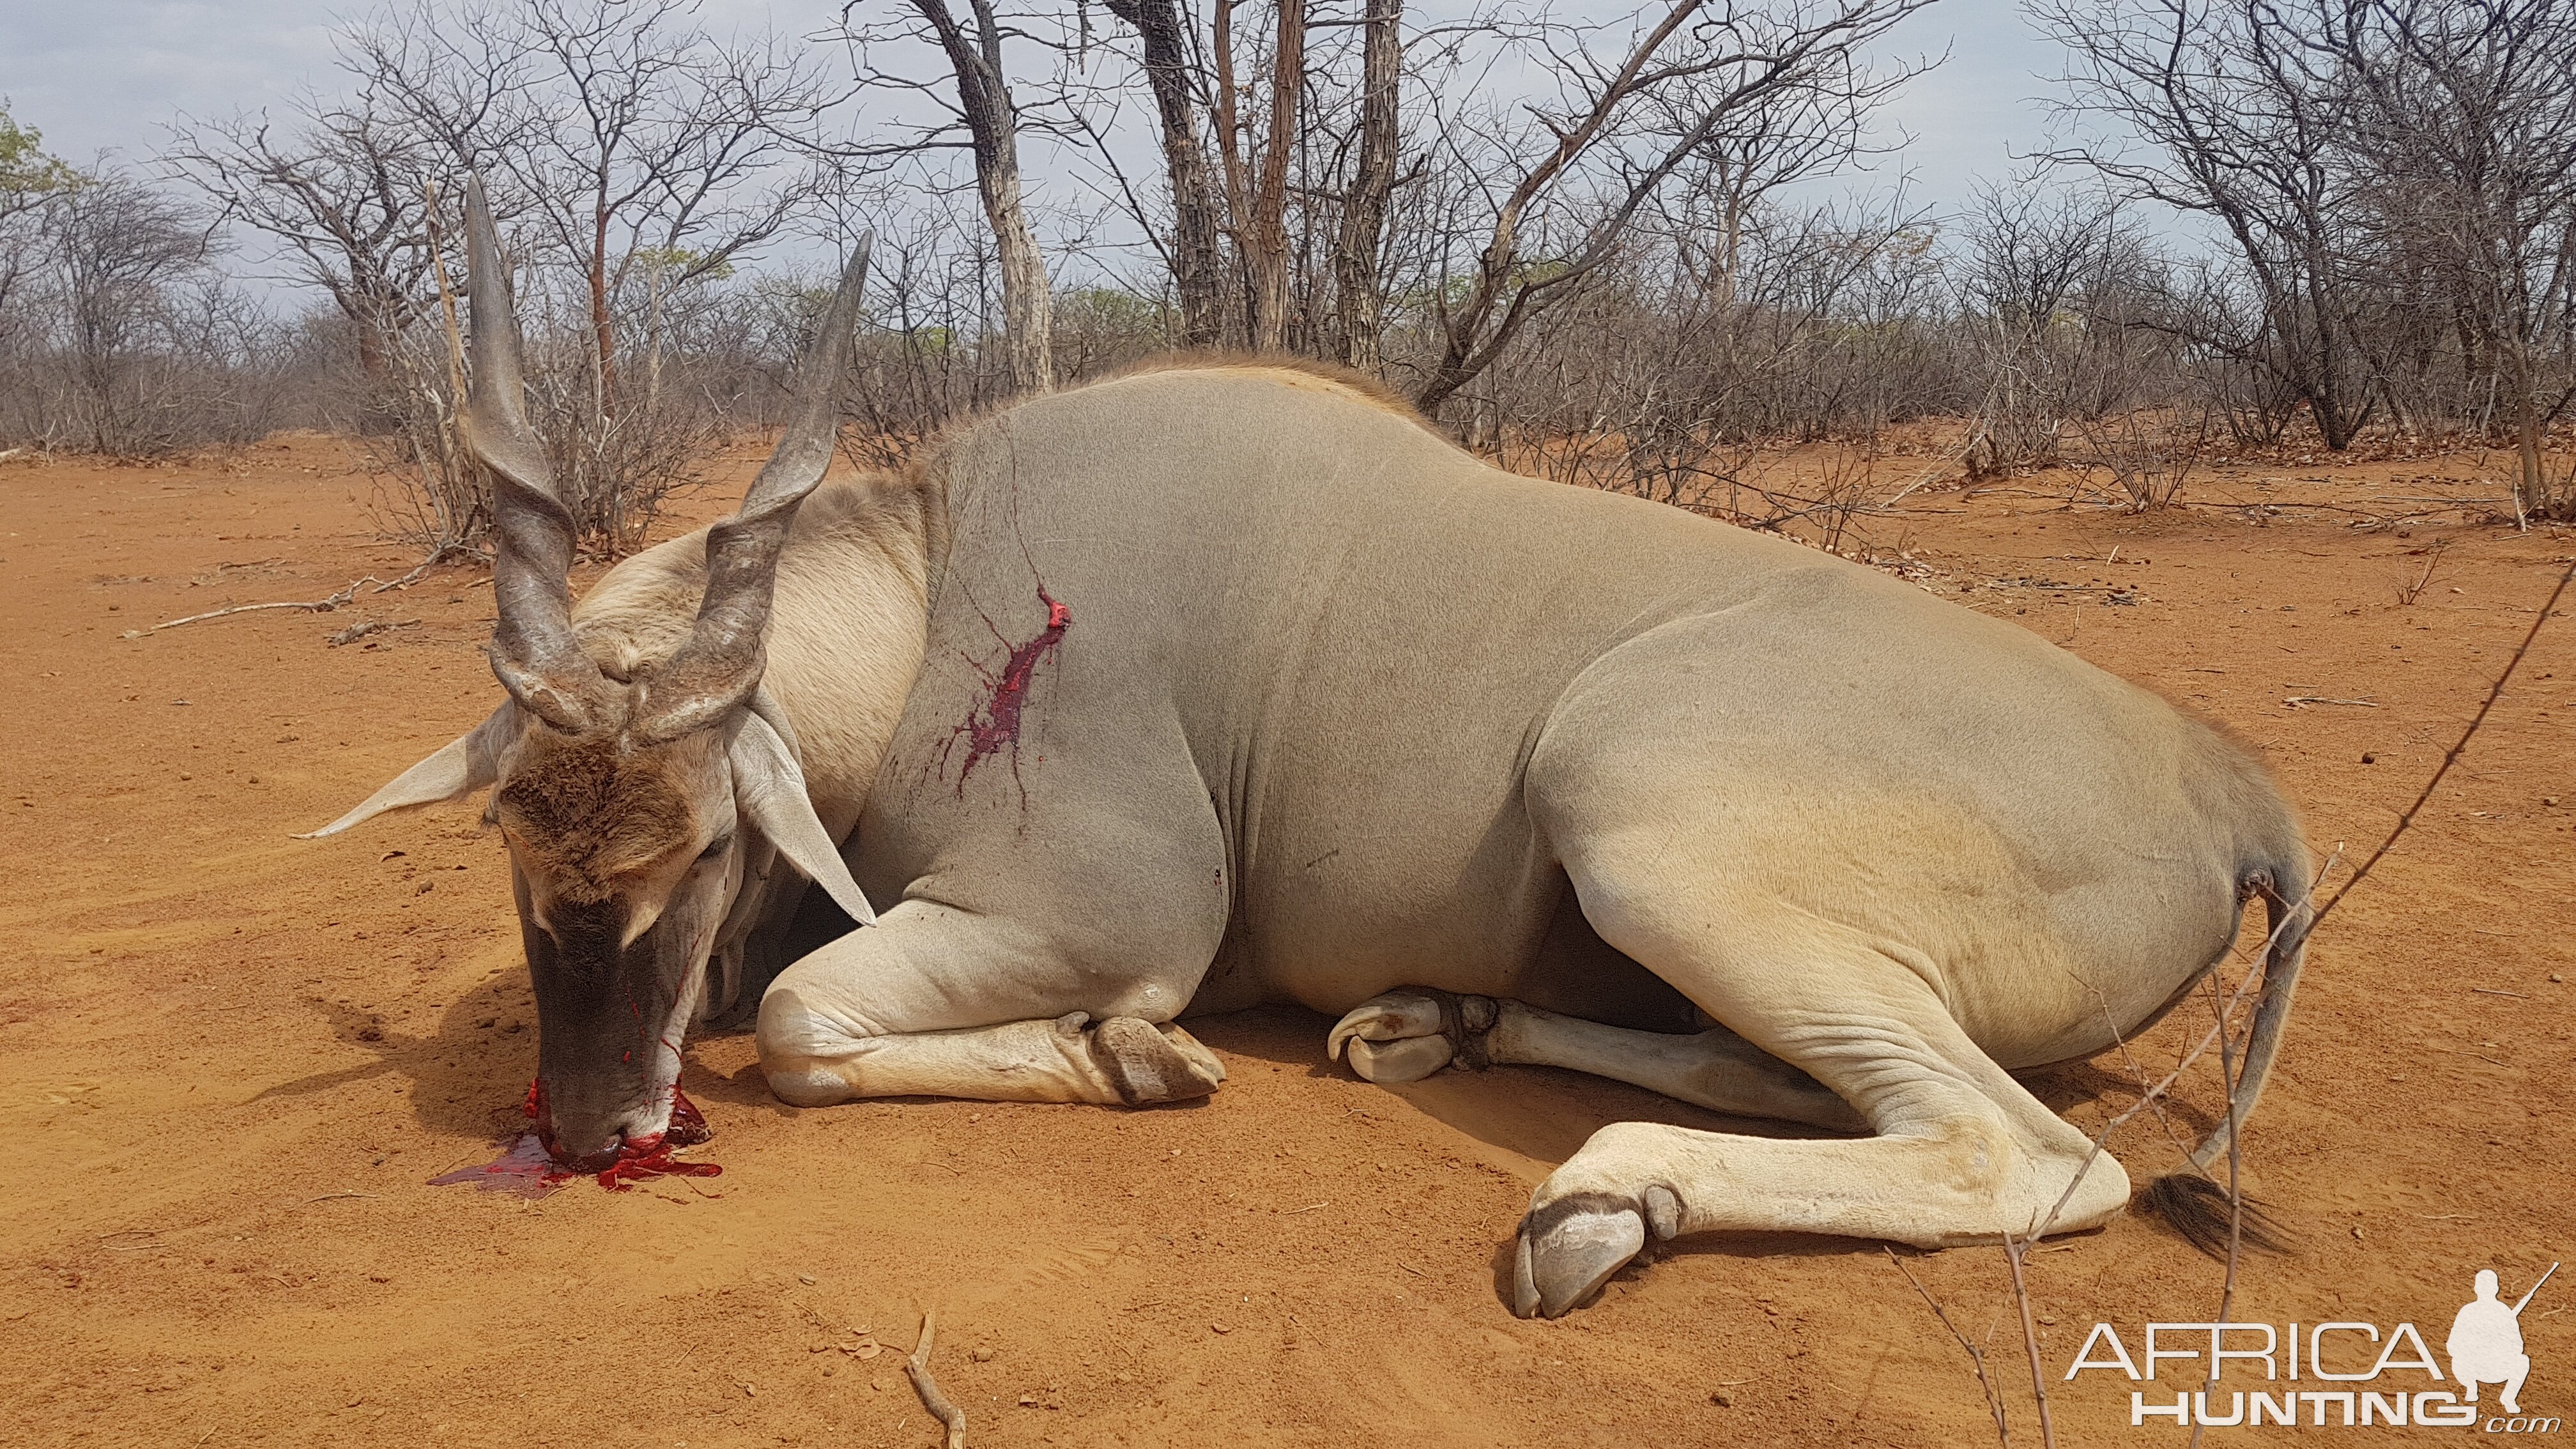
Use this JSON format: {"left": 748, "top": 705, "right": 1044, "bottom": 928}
{"left": 297, "top": 705, "right": 519, "bottom": 839}
{"left": 725, "top": 708, "right": 877, "bottom": 926}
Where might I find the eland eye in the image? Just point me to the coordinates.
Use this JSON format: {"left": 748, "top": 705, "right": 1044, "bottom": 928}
{"left": 696, "top": 834, "right": 733, "bottom": 863}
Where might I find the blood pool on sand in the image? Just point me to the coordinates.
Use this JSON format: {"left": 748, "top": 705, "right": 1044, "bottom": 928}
{"left": 427, "top": 1082, "right": 722, "bottom": 1197}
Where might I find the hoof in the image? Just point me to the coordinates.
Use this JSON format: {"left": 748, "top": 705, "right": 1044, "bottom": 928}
{"left": 1513, "top": 1192, "right": 1648, "bottom": 1319}
{"left": 1091, "top": 1017, "right": 1226, "bottom": 1105}
{"left": 1345, "top": 1034, "right": 1455, "bottom": 1082}
{"left": 1328, "top": 989, "right": 1498, "bottom": 1083}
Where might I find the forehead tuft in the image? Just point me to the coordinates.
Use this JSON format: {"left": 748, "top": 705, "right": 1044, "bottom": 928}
{"left": 496, "top": 732, "right": 702, "bottom": 894}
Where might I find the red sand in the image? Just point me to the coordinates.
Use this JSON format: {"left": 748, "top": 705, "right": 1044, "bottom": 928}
{"left": 4, "top": 433, "right": 2570, "bottom": 1445}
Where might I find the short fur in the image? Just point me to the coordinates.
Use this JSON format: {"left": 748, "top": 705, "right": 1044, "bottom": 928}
{"left": 1083, "top": 350, "right": 1435, "bottom": 430}
{"left": 491, "top": 731, "right": 705, "bottom": 903}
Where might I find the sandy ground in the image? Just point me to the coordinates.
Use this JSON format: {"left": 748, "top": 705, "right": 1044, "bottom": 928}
{"left": 3, "top": 431, "right": 2571, "bottom": 1448}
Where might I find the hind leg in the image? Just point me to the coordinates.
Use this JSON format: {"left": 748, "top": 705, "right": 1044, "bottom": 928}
{"left": 1328, "top": 990, "right": 1862, "bottom": 1131}
{"left": 1507, "top": 874, "right": 2128, "bottom": 1317}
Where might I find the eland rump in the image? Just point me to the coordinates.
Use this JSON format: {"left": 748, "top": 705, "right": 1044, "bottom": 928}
{"left": 317, "top": 183, "right": 2310, "bottom": 1317}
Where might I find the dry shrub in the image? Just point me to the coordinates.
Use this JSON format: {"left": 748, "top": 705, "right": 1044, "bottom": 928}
{"left": 2073, "top": 406, "right": 2212, "bottom": 512}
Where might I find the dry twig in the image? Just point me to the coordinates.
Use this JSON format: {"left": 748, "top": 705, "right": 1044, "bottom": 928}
{"left": 147, "top": 577, "right": 378, "bottom": 631}
{"left": 2000, "top": 1232, "right": 2057, "bottom": 1449}
{"left": 1887, "top": 1246, "right": 2012, "bottom": 1446}
{"left": 2186, "top": 970, "right": 2253, "bottom": 1449}
{"left": 905, "top": 1309, "right": 967, "bottom": 1449}
{"left": 326, "top": 618, "right": 420, "bottom": 647}
{"left": 2395, "top": 541, "right": 2450, "bottom": 605}
{"left": 139, "top": 544, "right": 479, "bottom": 634}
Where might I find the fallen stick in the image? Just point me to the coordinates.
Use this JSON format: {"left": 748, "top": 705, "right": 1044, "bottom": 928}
{"left": 147, "top": 578, "right": 374, "bottom": 631}
{"left": 326, "top": 618, "right": 422, "bottom": 647}
{"left": 2283, "top": 695, "right": 2380, "bottom": 708}
{"left": 905, "top": 1309, "right": 967, "bottom": 1449}
{"left": 140, "top": 544, "right": 480, "bottom": 634}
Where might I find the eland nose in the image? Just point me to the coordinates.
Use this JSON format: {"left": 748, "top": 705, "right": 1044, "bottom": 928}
{"left": 539, "top": 1097, "right": 677, "bottom": 1172}
{"left": 535, "top": 1096, "right": 637, "bottom": 1172}
{"left": 540, "top": 1122, "right": 630, "bottom": 1174}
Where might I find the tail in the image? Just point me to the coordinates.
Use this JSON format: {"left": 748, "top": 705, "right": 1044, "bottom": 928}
{"left": 2145, "top": 861, "right": 2311, "bottom": 1257}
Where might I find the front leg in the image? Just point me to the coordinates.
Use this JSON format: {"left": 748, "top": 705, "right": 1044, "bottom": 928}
{"left": 760, "top": 1007, "right": 1223, "bottom": 1106}
{"left": 754, "top": 898, "right": 1222, "bottom": 1107}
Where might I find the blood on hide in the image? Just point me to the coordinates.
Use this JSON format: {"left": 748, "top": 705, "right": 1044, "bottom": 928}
{"left": 940, "top": 586, "right": 1071, "bottom": 794}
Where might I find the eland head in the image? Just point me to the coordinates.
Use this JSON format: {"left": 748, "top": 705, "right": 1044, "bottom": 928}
{"left": 306, "top": 178, "right": 877, "bottom": 1171}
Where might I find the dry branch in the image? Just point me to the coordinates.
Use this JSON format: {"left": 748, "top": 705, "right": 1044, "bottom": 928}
{"left": 2000, "top": 1232, "right": 2057, "bottom": 1449}
{"left": 905, "top": 1309, "right": 967, "bottom": 1449}
{"left": 2396, "top": 542, "right": 2450, "bottom": 606}
{"left": 1887, "top": 1246, "right": 2012, "bottom": 1446}
{"left": 145, "top": 578, "right": 378, "bottom": 631}
{"left": 138, "top": 546, "right": 475, "bottom": 634}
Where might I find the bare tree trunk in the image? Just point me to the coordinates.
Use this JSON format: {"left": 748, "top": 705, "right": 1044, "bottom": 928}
{"left": 1108, "top": 0, "right": 1224, "bottom": 347}
{"left": 1331, "top": 0, "right": 1401, "bottom": 369}
{"left": 1718, "top": 191, "right": 1742, "bottom": 308}
{"left": 985, "top": 156, "right": 1052, "bottom": 392}
{"left": 1212, "top": 0, "right": 1254, "bottom": 341}
{"left": 645, "top": 256, "right": 666, "bottom": 418}
{"left": 2511, "top": 335, "right": 2543, "bottom": 517}
{"left": 590, "top": 197, "right": 618, "bottom": 415}
{"left": 1248, "top": 0, "right": 1305, "bottom": 351}
{"left": 915, "top": 0, "right": 1054, "bottom": 392}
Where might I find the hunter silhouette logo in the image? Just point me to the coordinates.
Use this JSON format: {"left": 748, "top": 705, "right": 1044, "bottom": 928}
{"left": 2453, "top": 1264, "right": 2554, "bottom": 1416}
{"left": 2064, "top": 1262, "right": 2559, "bottom": 1430}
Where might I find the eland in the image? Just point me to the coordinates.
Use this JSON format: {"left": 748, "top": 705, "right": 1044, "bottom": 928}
{"left": 314, "top": 181, "right": 2311, "bottom": 1317}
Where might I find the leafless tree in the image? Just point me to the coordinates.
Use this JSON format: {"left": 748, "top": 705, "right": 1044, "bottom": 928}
{"left": 1953, "top": 173, "right": 2168, "bottom": 472}
{"left": 1404, "top": 0, "right": 1940, "bottom": 418}
{"left": 2035, "top": 0, "right": 2389, "bottom": 449}
{"left": 1105, "top": 0, "right": 1228, "bottom": 346}
{"left": 1330, "top": 0, "right": 1405, "bottom": 367}
{"left": 5, "top": 171, "right": 284, "bottom": 455}
{"left": 2327, "top": 0, "right": 2576, "bottom": 517}
{"left": 502, "top": 0, "right": 829, "bottom": 418}
{"left": 1464, "top": 185, "right": 1952, "bottom": 532}
{"left": 337, "top": 0, "right": 833, "bottom": 553}
{"left": 1650, "top": 31, "right": 1915, "bottom": 307}
{"left": 163, "top": 98, "right": 447, "bottom": 388}
{"left": 831, "top": 0, "right": 1056, "bottom": 392}
{"left": 50, "top": 176, "right": 222, "bottom": 453}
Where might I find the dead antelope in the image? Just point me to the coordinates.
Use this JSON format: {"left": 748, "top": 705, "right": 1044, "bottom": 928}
{"left": 318, "top": 180, "right": 2310, "bottom": 1317}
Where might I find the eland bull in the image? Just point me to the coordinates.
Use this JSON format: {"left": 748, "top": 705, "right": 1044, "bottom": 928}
{"left": 313, "top": 183, "right": 2311, "bottom": 1317}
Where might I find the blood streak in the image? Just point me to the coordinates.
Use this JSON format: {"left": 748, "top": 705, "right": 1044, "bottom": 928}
{"left": 427, "top": 1079, "right": 720, "bottom": 1197}
{"left": 944, "top": 586, "right": 1071, "bottom": 792}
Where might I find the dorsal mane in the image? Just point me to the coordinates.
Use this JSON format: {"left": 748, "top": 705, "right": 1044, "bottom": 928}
{"left": 1068, "top": 351, "right": 1444, "bottom": 436}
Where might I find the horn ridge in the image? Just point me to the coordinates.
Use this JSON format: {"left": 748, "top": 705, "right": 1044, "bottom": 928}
{"left": 461, "top": 173, "right": 610, "bottom": 733}
{"left": 634, "top": 234, "right": 875, "bottom": 743}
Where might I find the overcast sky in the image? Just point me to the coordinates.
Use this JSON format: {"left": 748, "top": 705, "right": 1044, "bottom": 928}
{"left": 0, "top": 0, "right": 2073, "bottom": 295}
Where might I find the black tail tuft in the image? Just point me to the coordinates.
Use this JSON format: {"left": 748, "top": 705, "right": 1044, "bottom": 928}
{"left": 2142, "top": 1173, "right": 2292, "bottom": 1258}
